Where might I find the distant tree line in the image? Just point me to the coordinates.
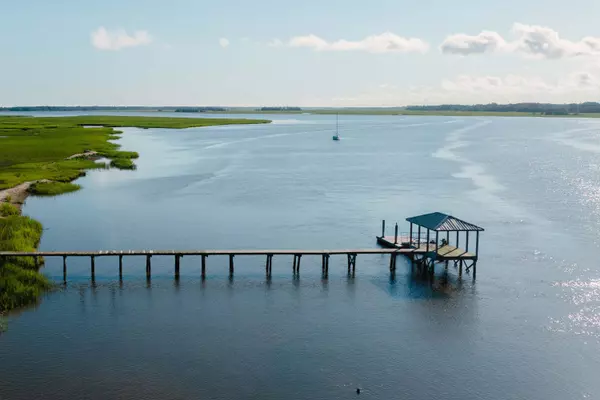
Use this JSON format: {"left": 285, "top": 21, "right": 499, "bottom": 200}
{"left": 174, "top": 107, "right": 227, "bottom": 113}
{"left": 405, "top": 102, "right": 600, "bottom": 115}
{"left": 258, "top": 107, "right": 302, "bottom": 111}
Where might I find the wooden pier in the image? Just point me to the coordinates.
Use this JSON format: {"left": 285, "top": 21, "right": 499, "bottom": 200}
{"left": 0, "top": 248, "right": 406, "bottom": 282}
{"left": 0, "top": 212, "right": 483, "bottom": 282}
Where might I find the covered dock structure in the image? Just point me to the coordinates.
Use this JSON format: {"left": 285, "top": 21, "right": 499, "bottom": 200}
{"left": 377, "top": 212, "right": 484, "bottom": 277}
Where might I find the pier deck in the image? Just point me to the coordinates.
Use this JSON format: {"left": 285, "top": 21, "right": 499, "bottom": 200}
{"left": 376, "top": 236, "right": 476, "bottom": 260}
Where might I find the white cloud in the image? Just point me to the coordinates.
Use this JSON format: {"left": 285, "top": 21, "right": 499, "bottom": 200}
{"left": 91, "top": 27, "right": 152, "bottom": 51}
{"left": 440, "top": 23, "right": 600, "bottom": 58}
{"left": 219, "top": 38, "right": 230, "bottom": 48}
{"left": 288, "top": 32, "right": 428, "bottom": 54}
{"left": 267, "top": 38, "right": 283, "bottom": 47}
{"left": 332, "top": 70, "right": 600, "bottom": 106}
{"left": 440, "top": 31, "right": 506, "bottom": 55}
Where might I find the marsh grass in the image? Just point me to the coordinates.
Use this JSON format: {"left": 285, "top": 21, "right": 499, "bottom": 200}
{"left": 0, "top": 203, "right": 19, "bottom": 217}
{"left": 28, "top": 182, "right": 82, "bottom": 196}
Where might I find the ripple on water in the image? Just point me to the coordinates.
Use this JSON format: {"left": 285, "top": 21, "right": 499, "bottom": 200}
{"left": 551, "top": 278, "right": 600, "bottom": 340}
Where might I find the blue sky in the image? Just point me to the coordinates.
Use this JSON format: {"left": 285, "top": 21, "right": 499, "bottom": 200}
{"left": 2, "top": 0, "right": 600, "bottom": 106}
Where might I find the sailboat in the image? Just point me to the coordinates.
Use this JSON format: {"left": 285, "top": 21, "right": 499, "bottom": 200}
{"left": 332, "top": 113, "right": 340, "bottom": 141}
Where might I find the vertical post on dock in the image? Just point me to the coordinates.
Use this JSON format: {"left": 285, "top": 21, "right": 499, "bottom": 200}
{"left": 473, "top": 262, "right": 477, "bottom": 280}
{"left": 417, "top": 226, "right": 421, "bottom": 247}
{"left": 426, "top": 229, "right": 430, "bottom": 252}
{"left": 381, "top": 220, "right": 386, "bottom": 238}
{"left": 296, "top": 255, "right": 302, "bottom": 274}
{"left": 459, "top": 260, "right": 463, "bottom": 277}
{"left": 175, "top": 255, "right": 181, "bottom": 279}
{"left": 446, "top": 231, "right": 450, "bottom": 245}
{"left": 229, "top": 255, "right": 234, "bottom": 276}
{"left": 475, "top": 231, "right": 480, "bottom": 259}
{"left": 465, "top": 232, "right": 470, "bottom": 252}
{"left": 456, "top": 231, "right": 460, "bottom": 248}
{"left": 202, "top": 255, "right": 207, "bottom": 278}
{"left": 435, "top": 231, "right": 439, "bottom": 258}
{"left": 63, "top": 256, "right": 67, "bottom": 282}
{"left": 146, "top": 255, "right": 152, "bottom": 279}
{"left": 394, "top": 223, "right": 399, "bottom": 244}
{"left": 265, "top": 254, "right": 272, "bottom": 277}
{"left": 409, "top": 223, "right": 413, "bottom": 246}
{"left": 119, "top": 255, "right": 123, "bottom": 279}
{"left": 91, "top": 256, "right": 95, "bottom": 280}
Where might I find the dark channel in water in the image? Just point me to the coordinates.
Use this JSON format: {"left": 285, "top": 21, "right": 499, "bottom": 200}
{"left": 1, "top": 113, "right": 599, "bottom": 399}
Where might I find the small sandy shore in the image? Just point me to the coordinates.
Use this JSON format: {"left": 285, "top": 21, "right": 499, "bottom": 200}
{"left": 0, "top": 180, "right": 51, "bottom": 212}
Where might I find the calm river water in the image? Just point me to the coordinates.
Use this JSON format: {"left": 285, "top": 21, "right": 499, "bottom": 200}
{"left": 1, "top": 113, "right": 600, "bottom": 399}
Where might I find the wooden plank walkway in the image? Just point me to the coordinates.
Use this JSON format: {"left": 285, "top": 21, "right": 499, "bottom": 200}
{"left": 377, "top": 236, "right": 476, "bottom": 260}
{"left": 0, "top": 249, "right": 403, "bottom": 257}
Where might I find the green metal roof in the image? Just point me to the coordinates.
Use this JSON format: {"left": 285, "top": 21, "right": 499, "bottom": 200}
{"left": 406, "top": 212, "right": 484, "bottom": 232}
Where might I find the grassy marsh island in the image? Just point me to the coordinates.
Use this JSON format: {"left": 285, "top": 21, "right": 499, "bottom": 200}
{"left": 0, "top": 115, "right": 270, "bottom": 313}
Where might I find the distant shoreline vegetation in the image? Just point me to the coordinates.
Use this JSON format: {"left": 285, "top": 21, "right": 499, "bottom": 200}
{"left": 3, "top": 103, "right": 600, "bottom": 117}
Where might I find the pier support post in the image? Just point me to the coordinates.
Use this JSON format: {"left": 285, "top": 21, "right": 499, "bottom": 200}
{"left": 175, "top": 255, "right": 181, "bottom": 279}
{"left": 119, "top": 255, "right": 123, "bottom": 279}
{"left": 394, "top": 223, "right": 399, "bottom": 244}
{"left": 347, "top": 253, "right": 357, "bottom": 276}
{"left": 229, "top": 255, "right": 235, "bottom": 276}
{"left": 201, "top": 255, "right": 207, "bottom": 278}
{"left": 265, "top": 254, "right": 273, "bottom": 278}
{"left": 62, "top": 256, "right": 67, "bottom": 282}
{"left": 409, "top": 223, "right": 413, "bottom": 246}
{"left": 473, "top": 261, "right": 477, "bottom": 280}
{"left": 91, "top": 256, "right": 95, "bottom": 280}
{"left": 389, "top": 253, "right": 397, "bottom": 271}
{"left": 459, "top": 260, "right": 463, "bottom": 277}
{"left": 426, "top": 229, "right": 430, "bottom": 252}
{"left": 293, "top": 254, "right": 302, "bottom": 274}
{"left": 146, "top": 255, "right": 152, "bottom": 279}
{"left": 382, "top": 220, "right": 385, "bottom": 238}
{"left": 322, "top": 254, "right": 330, "bottom": 277}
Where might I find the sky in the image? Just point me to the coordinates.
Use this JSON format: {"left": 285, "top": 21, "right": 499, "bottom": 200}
{"left": 2, "top": 0, "right": 600, "bottom": 106}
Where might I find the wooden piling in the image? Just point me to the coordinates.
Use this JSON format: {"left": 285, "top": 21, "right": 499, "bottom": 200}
{"left": 381, "top": 220, "right": 385, "bottom": 237}
{"left": 62, "top": 256, "right": 67, "bottom": 282}
{"left": 201, "top": 255, "right": 207, "bottom": 278}
{"left": 91, "top": 256, "right": 95, "bottom": 280}
{"left": 229, "top": 255, "right": 234, "bottom": 275}
{"left": 146, "top": 255, "right": 152, "bottom": 278}
{"left": 296, "top": 254, "right": 302, "bottom": 274}
{"left": 394, "top": 223, "right": 399, "bottom": 244}
{"left": 175, "top": 255, "right": 181, "bottom": 278}
{"left": 119, "top": 255, "right": 123, "bottom": 279}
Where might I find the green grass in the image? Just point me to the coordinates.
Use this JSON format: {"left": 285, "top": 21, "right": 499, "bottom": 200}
{"left": 28, "top": 182, "right": 82, "bottom": 196}
{"left": 0, "top": 115, "right": 269, "bottom": 189}
{"left": 110, "top": 158, "right": 136, "bottom": 170}
{"left": 0, "top": 203, "right": 19, "bottom": 217}
{"left": 0, "top": 215, "right": 51, "bottom": 313}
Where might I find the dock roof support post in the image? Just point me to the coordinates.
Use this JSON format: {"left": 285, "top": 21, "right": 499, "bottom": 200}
{"left": 446, "top": 231, "right": 449, "bottom": 244}
{"left": 409, "top": 223, "right": 413, "bottom": 246}
{"left": 456, "top": 231, "right": 460, "bottom": 248}
{"left": 417, "top": 225, "right": 421, "bottom": 246}
{"left": 466, "top": 231, "right": 470, "bottom": 252}
{"left": 475, "top": 231, "right": 480, "bottom": 259}
{"left": 426, "top": 229, "right": 430, "bottom": 253}
{"left": 435, "top": 231, "right": 439, "bottom": 260}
